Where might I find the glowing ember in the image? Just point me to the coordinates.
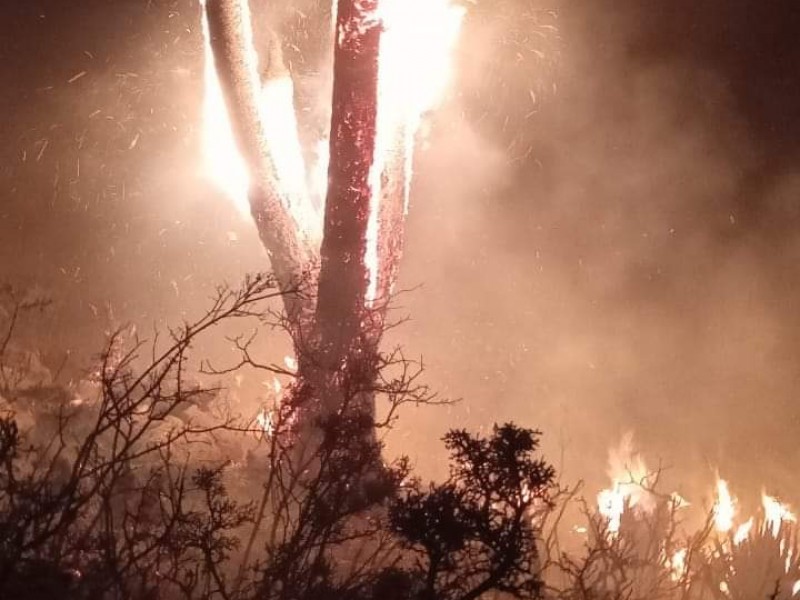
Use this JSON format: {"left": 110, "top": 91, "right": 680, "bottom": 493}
{"left": 714, "top": 478, "right": 736, "bottom": 533}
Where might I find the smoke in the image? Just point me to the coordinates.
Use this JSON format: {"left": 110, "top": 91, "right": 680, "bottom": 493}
{"left": 2, "top": 0, "right": 800, "bottom": 507}
{"left": 386, "top": 0, "right": 800, "bottom": 505}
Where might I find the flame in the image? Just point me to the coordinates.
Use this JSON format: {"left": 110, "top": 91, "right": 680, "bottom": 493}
{"left": 668, "top": 548, "right": 688, "bottom": 582}
{"left": 597, "top": 485, "right": 627, "bottom": 535}
{"left": 255, "top": 407, "right": 274, "bottom": 436}
{"left": 762, "top": 493, "right": 796, "bottom": 537}
{"left": 201, "top": 0, "right": 463, "bottom": 270}
{"left": 364, "top": 0, "right": 465, "bottom": 303}
{"left": 199, "top": 0, "right": 322, "bottom": 240}
{"left": 283, "top": 355, "right": 298, "bottom": 372}
{"left": 733, "top": 517, "right": 753, "bottom": 545}
{"left": 200, "top": 1, "right": 249, "bottom": 216}
{"left": 714, "top": 479, "right": 736, "bottom": 533}
{"left": 596, "top": 434, "right": 653, "bottom": 535}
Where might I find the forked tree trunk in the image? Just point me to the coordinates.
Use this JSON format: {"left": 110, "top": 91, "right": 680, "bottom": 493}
{"left": 206, "top": 0, "right": 385, "bottom": 425}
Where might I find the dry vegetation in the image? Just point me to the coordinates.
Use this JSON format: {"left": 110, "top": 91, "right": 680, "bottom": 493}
{"left": 0, "top": 278, "right": 797, "bottom": 600}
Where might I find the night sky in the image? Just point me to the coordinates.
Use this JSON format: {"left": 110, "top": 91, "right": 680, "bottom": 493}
{"left": 2, "top": 0, "right": 800, "bottom": 503}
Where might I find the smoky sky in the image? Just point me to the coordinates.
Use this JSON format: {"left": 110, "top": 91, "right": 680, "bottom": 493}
{"left": 1, "top": 0, "right": 800, "bottom": 505}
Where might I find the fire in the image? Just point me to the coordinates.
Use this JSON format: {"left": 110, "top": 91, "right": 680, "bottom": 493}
{"left": 200, "top": 1, "right": 249, "bottom": 216}
{"left": 365, "top": 0, "right": 465, "bottom": 303}
{"left": 255, "top": 407, "right": 274, "bottom": 436}
{"left": 201, "top": 0, "right": 465, "bottom": 276}
{"left": 199, "top": 0, "right": 322, "bottom": 241}
{"left": 596, "top": 434, "right": 653, "bottom": 535}
{"left": 733, "top": 517, "right": 753, "bottom": 545}
{"left": 714, "top": 478, "right": 736, "bottom": 533}
{"left": 668, "top": 547, "right": 688, "bottom": 582}
{"left": 762, "top": 493, "right": 796, "bottom": 537}
{"left": 283, "top": 355, "right": 298, "bottom": 372}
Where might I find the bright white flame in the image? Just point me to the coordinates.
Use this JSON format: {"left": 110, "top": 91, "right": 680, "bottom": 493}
{"left": 596, "top": 434, "right": 653, "bottom": 536}
{"left": 597, "top": 485, "right": 627, "bottom": 535}
{"left": 201, "top": 0, "right": 463, "bottom": 292}
{"left": 260, "top": 76, "right": 319, "bottom": 236}
{"left": 714, "top": 479, "right": 736, "bottom": 533}
{"left": 762, "top": 493, "right": 796, "bottom": 537}
{"left": 365, "top": 0, "right": 465, "bottom": 304}
{"left": 199, "top": 1, "right": 321, "bottom": 240}
{"left": 284, "top": 355, "right": 298, "bottom": 372}
{"left": 200, "top": 1, "right": 250, "bottom": 216}
{"left": 668, "top": 548, "right": 688, "bottom": 582}
{"left": 733, "top": 518, "right": 753, "bottom": 545}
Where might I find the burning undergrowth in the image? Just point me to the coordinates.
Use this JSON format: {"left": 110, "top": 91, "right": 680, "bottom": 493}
{"left": 3, "top": 281, "right": 800, "bottom": 600}
{"left": 540, "top": 434, "right": 800, "bottom": 600}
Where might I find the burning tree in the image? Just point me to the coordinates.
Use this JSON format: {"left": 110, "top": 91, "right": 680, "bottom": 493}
{"left": 200, "top": 0, "right": 464, "bottom": 433}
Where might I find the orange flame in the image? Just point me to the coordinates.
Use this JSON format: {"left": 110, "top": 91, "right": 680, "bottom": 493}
{"left": 596, "top": 434, "right": 653, "bottom": 536}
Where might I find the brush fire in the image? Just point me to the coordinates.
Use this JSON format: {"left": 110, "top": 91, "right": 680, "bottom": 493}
{"left": 2, "top": 0, "right": 798, "bottom": 598}
{"left": 558, "top": 435, "right": 800, "bottom": 599}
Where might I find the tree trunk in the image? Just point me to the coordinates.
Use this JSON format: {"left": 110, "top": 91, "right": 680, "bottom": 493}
{"left": 206, "top": 0, "right": 392, "bottom": 427}
{"left": 314, "top": 0, "right": 381, "bottom": 398}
